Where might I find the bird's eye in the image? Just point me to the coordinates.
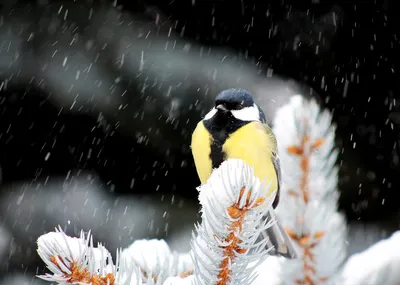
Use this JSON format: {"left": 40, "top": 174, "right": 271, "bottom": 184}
{"left": 235, "top": 103, "right": 244, "bottom": 110}
{"left": 227, "top": 103, "right": 237, "bottom": 110}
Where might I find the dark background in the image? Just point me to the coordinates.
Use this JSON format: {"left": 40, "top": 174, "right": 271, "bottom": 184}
{"left": 0, "top": 0, "right": 399, "bottom": 282}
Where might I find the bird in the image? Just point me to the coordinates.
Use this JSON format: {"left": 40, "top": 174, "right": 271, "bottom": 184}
{"left": 191, "top": 88, "right": 298, "bottom": 259}
{"left": 191, "top": 88, "right": 281, "bottom": 206}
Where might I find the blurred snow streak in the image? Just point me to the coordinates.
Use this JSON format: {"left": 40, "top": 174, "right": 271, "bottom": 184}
{"left": 0, "top": 226, "right": 10, "bottom": 263}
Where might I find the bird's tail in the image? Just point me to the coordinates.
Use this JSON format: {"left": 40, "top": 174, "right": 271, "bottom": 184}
{"left": 261, "top": 209, "right": 299, "bottom": 259}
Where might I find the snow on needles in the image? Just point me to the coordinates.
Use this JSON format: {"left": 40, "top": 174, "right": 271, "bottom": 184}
{"left": 273, "top": 95, "right": 339, "bottom": 203}
{"left": 35, "top": 159, "right": 276, "bottom": 285}
{"left": 37, "top": 227, "right": 120, "bottom": 285}
{"left": 36, "top": 227, "right": 193, "bottom": 285}
{"left": 192, "top": 158, "right": 276, "bottom": 285}
{"left": 121, "top": 239, "right": 193, "bottom": 283}
{"left": 35, "top": 160, "right": 275, "bottom": 285}
{"left": 272, "top": 95, "right": 347, "bottom": 285}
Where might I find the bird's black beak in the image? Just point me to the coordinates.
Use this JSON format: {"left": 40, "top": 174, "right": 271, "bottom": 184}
{"left": 216, "top": 104, "right": 228, "bottom": 112}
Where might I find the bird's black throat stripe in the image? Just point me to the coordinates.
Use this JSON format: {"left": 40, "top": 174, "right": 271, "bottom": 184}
{"left": 203, "top": 112, "right": 250, "bottom": 169}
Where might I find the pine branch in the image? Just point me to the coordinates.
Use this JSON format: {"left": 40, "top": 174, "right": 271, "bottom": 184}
{"left": 36, "top": 227, "right": 193, "bottom": 285}
{"left": 36, "top": 226, "right": 122, "bottom": 285}
{"left": 121, "top": 239, "right": 193, "bottom": 284}
{"left": 34, "top": 160, "right": 277, "bottom": 285}
{"left": 272, "top": 95, "right": 347, "bottom": 285}
{"left": 190, "top": 158, "right": 276, "bottom": 285}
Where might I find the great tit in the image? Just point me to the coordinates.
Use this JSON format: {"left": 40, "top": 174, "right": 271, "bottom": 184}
{"left": 191, "top": 88, "right": 298, "bottom": 259}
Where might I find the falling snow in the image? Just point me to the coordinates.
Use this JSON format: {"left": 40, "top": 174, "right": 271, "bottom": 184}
{"left": 0, "top": 1, "right": 399, "bottom": 285}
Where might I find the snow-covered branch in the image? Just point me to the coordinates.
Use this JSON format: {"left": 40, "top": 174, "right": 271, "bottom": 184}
{"left": 273, "top": 95, "right": 347, "bottom": 284}
{"left": 121, "top": 239, "right": 192, "bottom": 284}
{"left": 36, "top": 227, "right": 193, "bottom": 285}
{"left": 191, "top": 158, "right": 275, "bottom": 285}
{"left": 273, "top": 95, "right": 339, "bottom": 203}
{"left": 37, "top": 228, "right": 121, "bottom": 285}
{"left": 35, "top": 158, "right": 278, "bottom": 285}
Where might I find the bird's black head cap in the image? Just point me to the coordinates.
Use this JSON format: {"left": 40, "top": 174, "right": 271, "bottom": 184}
{"left": 215, "top": 88, "right": 254, "bottom": 110}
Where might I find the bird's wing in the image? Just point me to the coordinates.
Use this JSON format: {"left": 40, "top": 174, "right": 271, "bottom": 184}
{"left": 263, "top": 124, "right": 281, "bottom": 209}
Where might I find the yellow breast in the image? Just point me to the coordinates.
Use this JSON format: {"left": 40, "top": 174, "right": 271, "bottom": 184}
{"left": 191, "top": 121, "right": 278, "bottom": 199}
{"left": 223, "top": 122, "right": 278, "bottom": 198}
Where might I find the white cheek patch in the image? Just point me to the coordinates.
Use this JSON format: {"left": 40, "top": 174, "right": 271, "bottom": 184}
{"left": 230, "top": 103, "right": 260, "bottom": 122}
{"left": 204, "top": 107, "right": 217, "bottom": 120}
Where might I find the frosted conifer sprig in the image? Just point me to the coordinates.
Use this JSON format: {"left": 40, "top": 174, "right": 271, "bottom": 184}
{"left": 272, "top": 95, "right": 347, "bottom": 285}
{"left": 37, "top": 226, "right": 120, "bottom": 285}
{"left": 121, "top": 238, "right": 193, "bottom": 284}
{"left": 191, "top": 158, "right": 276, "bottom": 285}
{"left": 36, "top": 226, "right": 193, "bottom": 285}
{"left": 274, "top": 96, "right": 339, "bottom": 203}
